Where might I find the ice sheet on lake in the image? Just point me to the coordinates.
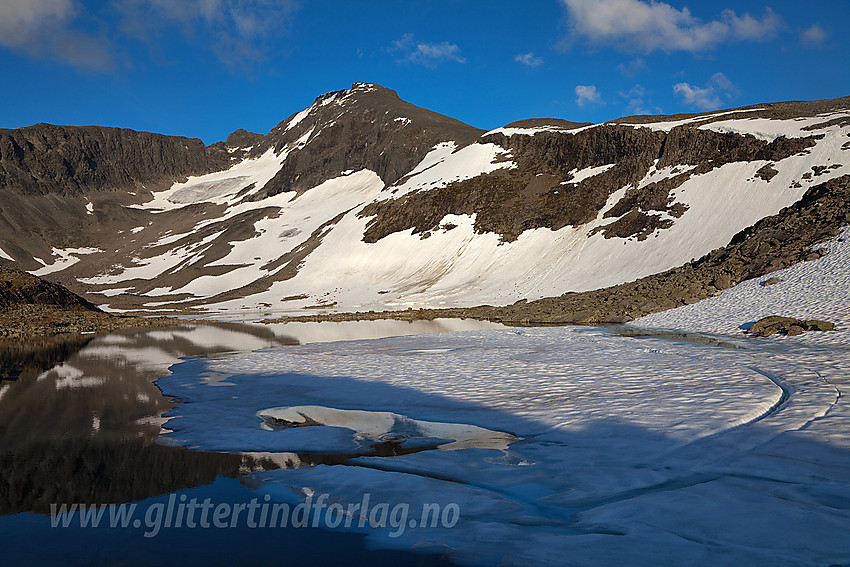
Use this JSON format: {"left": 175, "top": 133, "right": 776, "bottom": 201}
{"left": 153, "top": 322, "right": 850, "bottom": 565}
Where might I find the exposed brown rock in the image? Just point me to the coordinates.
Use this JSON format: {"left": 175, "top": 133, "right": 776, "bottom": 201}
{"left": 746, "top": 315, "right": 835, "bottom": 337}
{"left": 0, "top": 123, "right": 229, "bottom": 196}
{"left": 222, "top": 128, "right": 264, "bottom": 148}
{"left": 755, "top": 163, "right": 779, "bottom": 181}
{"left": 0, "top": 262, "right": 176, "bottom": 340}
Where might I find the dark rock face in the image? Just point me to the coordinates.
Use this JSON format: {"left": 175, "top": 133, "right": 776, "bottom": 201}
{"left": 595, "top": 210, "right": 674, "bottom": 241}
{"left": 655, "top": 127, "right": 816, "bottom": 169}
{"left": 249, "top": 84, "right": 484, "bottom": 198}
{"left": 746, "top": 315, "right": 835, "bottom": 337}
{"left": 0, "top": 124, "right": 230, "bottom": 196}
{"left": 360, "top": 121, "right": 818, "bottom": 243}
{"left": 223, "top": 128, "right": 264, "bottom": 148}
{"left": 756, "top": 163, "right": 779, "bottom": 181}
{"left": 0, "top": 262, "right": 99, "bottom": 311}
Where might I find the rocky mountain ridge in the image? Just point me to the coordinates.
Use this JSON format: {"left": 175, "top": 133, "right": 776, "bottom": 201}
{"left": 0, "top": 83, "right": 848, "bottom": 320}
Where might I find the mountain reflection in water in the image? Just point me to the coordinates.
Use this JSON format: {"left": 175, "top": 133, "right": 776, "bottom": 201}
{"left": 0, "top": 324, "right": 292, "bottom": 515}
{"left": 0, "top": 318, "right": 505, "bottom": 515}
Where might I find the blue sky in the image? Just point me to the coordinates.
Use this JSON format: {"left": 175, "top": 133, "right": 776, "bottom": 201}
{"left": 1, "top": 0, "right": 847, "bottom": 144}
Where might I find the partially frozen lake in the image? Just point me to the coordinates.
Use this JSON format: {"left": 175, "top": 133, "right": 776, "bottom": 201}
{"left": 2, "top": 319, "right": 849, "bottom": 566}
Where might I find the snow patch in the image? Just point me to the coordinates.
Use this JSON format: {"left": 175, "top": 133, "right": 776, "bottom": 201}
{"left": 95, "top": 287, "right": 133, "bottom": 297}
{"left": 0, "top": 245, "right": 13, "bottom": 261}
{"left": 29, "top": 247, "right": 102, "bottom": 277}
{"left": 563, "top": 163, "right": 616, "bottom": 184}
{"left": 135, "top": 148, "right": 285, "bottom": 211}
{"left": 620, "top": 108, "right": 767, "bottom": 132}
{"left": 387, "top": 142, "right": 515, "bottom": 198}
{"left": 699, "top": 112, "right": 850, "bottom": 141}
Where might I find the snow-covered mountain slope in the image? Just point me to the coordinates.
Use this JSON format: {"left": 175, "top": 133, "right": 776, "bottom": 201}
{"left": 1, "top": 84, "right": 849, "bottom": 318}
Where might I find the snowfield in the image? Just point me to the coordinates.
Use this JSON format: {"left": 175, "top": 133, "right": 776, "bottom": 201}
{"left": 191, "top": 117, "right": 847, "bottom": 316}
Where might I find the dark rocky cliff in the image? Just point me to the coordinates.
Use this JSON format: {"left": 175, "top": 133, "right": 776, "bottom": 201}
{"left": 360, "top": 120, "right": 819, "bottom": 243}
{"left": 0, "top": 123, "right": 230, "bottom": 196}
{"left": 0, "top": 262, "right": 99, "bottom": 311}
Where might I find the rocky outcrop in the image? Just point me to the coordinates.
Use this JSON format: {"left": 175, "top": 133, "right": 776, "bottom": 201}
{"left": 0, "top": 262, "right": 100, "bottom": 311}
{"left": 756, "top": 163, "right": 779, "bottom": 181}
{"left": 222, "top": 128, "right": 264, "bottom": 149}
{"left": 0, "top": 124, "right": 230, "bottom": 196}
{"left": 746, "top": 315, "right": 835, "bottom": 337}
{"left": 0, "top": 262, "right": 175, "bottom": 340}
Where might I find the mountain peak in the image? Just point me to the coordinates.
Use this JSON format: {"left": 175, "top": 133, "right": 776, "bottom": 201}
{"left": 304, "top": 83, "right": 399, "bottom": 110}
{"left": 248, "top": 83, "right": 482, "bottom": 197}
{"left": 349, "top": 82, "right": 394, "bottom": 94}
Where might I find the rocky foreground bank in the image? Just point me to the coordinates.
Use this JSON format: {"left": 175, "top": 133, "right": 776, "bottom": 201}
{"left": 0, "top": 262, "right": 176, "bottom": 342}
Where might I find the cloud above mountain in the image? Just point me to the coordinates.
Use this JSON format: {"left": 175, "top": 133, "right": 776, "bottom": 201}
{"left": 560, "top": 0, "right": 781, "bottom": 53}
{"left": 0, "top": 0, "right": 113, "bottom": 71}
{"left": 515, "top": 52, "right": 543, "bottom": 67}
{"left": 390, "top": 34, "right": 466, "bottom": 67}
{"left": 0, "top": 0, "right": 298, "bottom": 72}
{"left": 113, "top": 0, "right": 298, "bottom": 70}
{"left": 575, "top": 84, "right": 602, "bottom": 107}
{"left": 673, "top": 72, "right": 738, "bottom": 110}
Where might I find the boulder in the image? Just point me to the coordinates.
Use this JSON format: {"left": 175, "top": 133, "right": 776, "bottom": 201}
{"left": 746, "top": 315, "right": 835, "bottom": 337}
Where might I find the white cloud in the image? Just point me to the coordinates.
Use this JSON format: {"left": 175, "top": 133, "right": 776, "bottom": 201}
{"left": 673, "top": 72, "right": 738, "bottom": 111}
{"left": 0, "top": 0, "right": 113, "bottom": 70}
{"left": 617, "top": 57, "right": 647, "bottom": 76}
{"left": 514, "top": 52, "right": 543, "bottom": 67}
{"left": 0, "top": 0, "right": 74, "bottom": 45}
{"left": 0, "top": 0, "right": 297, "bottom": 72}
{"left": 619, "top": 84, "right": 660, "bottom": 115}
{"left": 800, "top": 24, "right": 827, "bottom": 45}
{"left": 113, "top": 0, "right": 298, "bottom": 71}
{"left": 560, "top": 0, "right": 781, "bottom": 53}
{"left": 575, "top": 85, "right": 602, "bottom": 107}
{"left": 391, "top": 34, "right": 465, "bottom": 67}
